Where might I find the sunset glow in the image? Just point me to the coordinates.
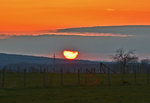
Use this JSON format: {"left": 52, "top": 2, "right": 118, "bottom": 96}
{"left": 0, "top": 0, "right": 150, "bottom": 33}
{"left": 63, "top": 50, "right": 79, "bottom": 60}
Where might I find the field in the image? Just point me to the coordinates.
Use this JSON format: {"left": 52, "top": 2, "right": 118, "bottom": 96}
{"left": 1, "top": 72, "right": 150, "bottom": 103}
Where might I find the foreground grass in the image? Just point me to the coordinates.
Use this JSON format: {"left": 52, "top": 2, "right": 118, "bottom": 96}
{"left": 0, "top": 73, "right": 150, "bottom": 103}
{"left": 1, "top": 85, "right": 150, "bottom": 103}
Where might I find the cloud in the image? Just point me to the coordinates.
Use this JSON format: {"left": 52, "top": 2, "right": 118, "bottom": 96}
{"left": 0, "top": 33, "right": 132, "bottom": 40}
{"left": 38, "top": 32, "right": 133, "bottom": 37}
{"left": 2, "top": 25, "right": 150, "bottom": 41}
{"left": 1, "top": 25, "right": 141, "bottom": 39}
{"left": 57, "top": 25, "right": 150, "bottom": 36}
{"left": 3, "top": 25, "right": 150, "bottom": 40}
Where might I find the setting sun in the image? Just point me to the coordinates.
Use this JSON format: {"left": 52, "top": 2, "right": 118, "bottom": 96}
{"left": 63, "top": 50, "right": 79, "bottom": 60}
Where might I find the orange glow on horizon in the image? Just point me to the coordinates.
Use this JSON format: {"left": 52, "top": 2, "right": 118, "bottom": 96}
{"left": 63, "top": 50, "right": 79, "bottom": 60}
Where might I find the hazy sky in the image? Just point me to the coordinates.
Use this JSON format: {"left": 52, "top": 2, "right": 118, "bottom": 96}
{"left": 0, "top": 26, "right": 150, "bottom": 61}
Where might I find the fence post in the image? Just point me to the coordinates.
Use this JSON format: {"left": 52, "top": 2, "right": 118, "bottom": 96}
{"left": 43, "top": 68, "right": 46, "bottom": 87}
{"left": 53, "top": 68, "right": 55, "bottom": 73}
{"left": 93, "top": 68, "right": 96, "bottom": 73}
{"left": 85, "top": 68, "right": 88, "bottom": 85}
{"left": 121, "top": 65, "right": 125, "bottom": 85}
{"left": 107, "top": 68, "right": 111, "bottom": 86}
{"left": 23, "top": 69, "right": 26, "bottom": 88}
{"left": 139, "top": 64, "right": 142, "bottom": 74}
{"left": 134, "top": 68, "right": 136, "bottom": 84}
{"left": 50, "top": 71, "right": 53, "bottom": 86}
{"left": 40, "top": 66, "right": 42, "bottom": 73}
{"left": 1, "top": 68, "right": 5, "bottom": 88}
{"left": 147, "top": 68, "right": 149, "bottom": 84}
{"left": 77, "top": 69, "right": 80, "bottom": 85}
{"left": 60, "top": 68, "right": 63, "bottom": 85}
{"left": 100, "top": 63, "right": 102, "bottom": 73}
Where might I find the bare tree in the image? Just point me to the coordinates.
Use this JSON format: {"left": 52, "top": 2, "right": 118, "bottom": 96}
{"left": 113, "top": 48, "right": 138, "bottom": 69}
{"left": 113, "top": 48, "right": 138, "bottom": 84}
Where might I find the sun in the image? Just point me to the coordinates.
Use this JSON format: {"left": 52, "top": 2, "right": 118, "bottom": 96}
{"left": 63, "top": 50, "right": 79, "bottom": 60}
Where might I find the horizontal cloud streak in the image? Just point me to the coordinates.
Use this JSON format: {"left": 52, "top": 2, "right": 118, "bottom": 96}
{"left": 0, "top": 32, "right": 133, "bottom": 39}
{"left": 45, "top": 32, "right": 133, "bottom": 37}
{"left": 57, "top": 25, "right": 150, "bottom": 36}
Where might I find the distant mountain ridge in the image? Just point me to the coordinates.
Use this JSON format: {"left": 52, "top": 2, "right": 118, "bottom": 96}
{"left": 0, "top": 53, "right": 97, "bottom": 68}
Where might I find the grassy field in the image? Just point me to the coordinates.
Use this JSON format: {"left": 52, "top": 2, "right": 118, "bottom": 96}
{"left": 0, "top": 72, "right": 150, "bottom": 103}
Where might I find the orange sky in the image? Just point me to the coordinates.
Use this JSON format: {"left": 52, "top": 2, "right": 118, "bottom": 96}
{"left": 1, "top": 0, "right": 150, "bottom": 33}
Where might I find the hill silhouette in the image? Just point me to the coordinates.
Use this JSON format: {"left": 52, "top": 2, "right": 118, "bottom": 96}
{"left": 0, "top": 53, "right": 97, "bottom": 68}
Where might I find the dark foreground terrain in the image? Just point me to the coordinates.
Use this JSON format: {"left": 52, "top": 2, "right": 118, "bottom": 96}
{"left": 0, "top": 73, "right": 150, "bottom": 103}
{"left": 1, "top": 85, "right": 150, "bottom": 103}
